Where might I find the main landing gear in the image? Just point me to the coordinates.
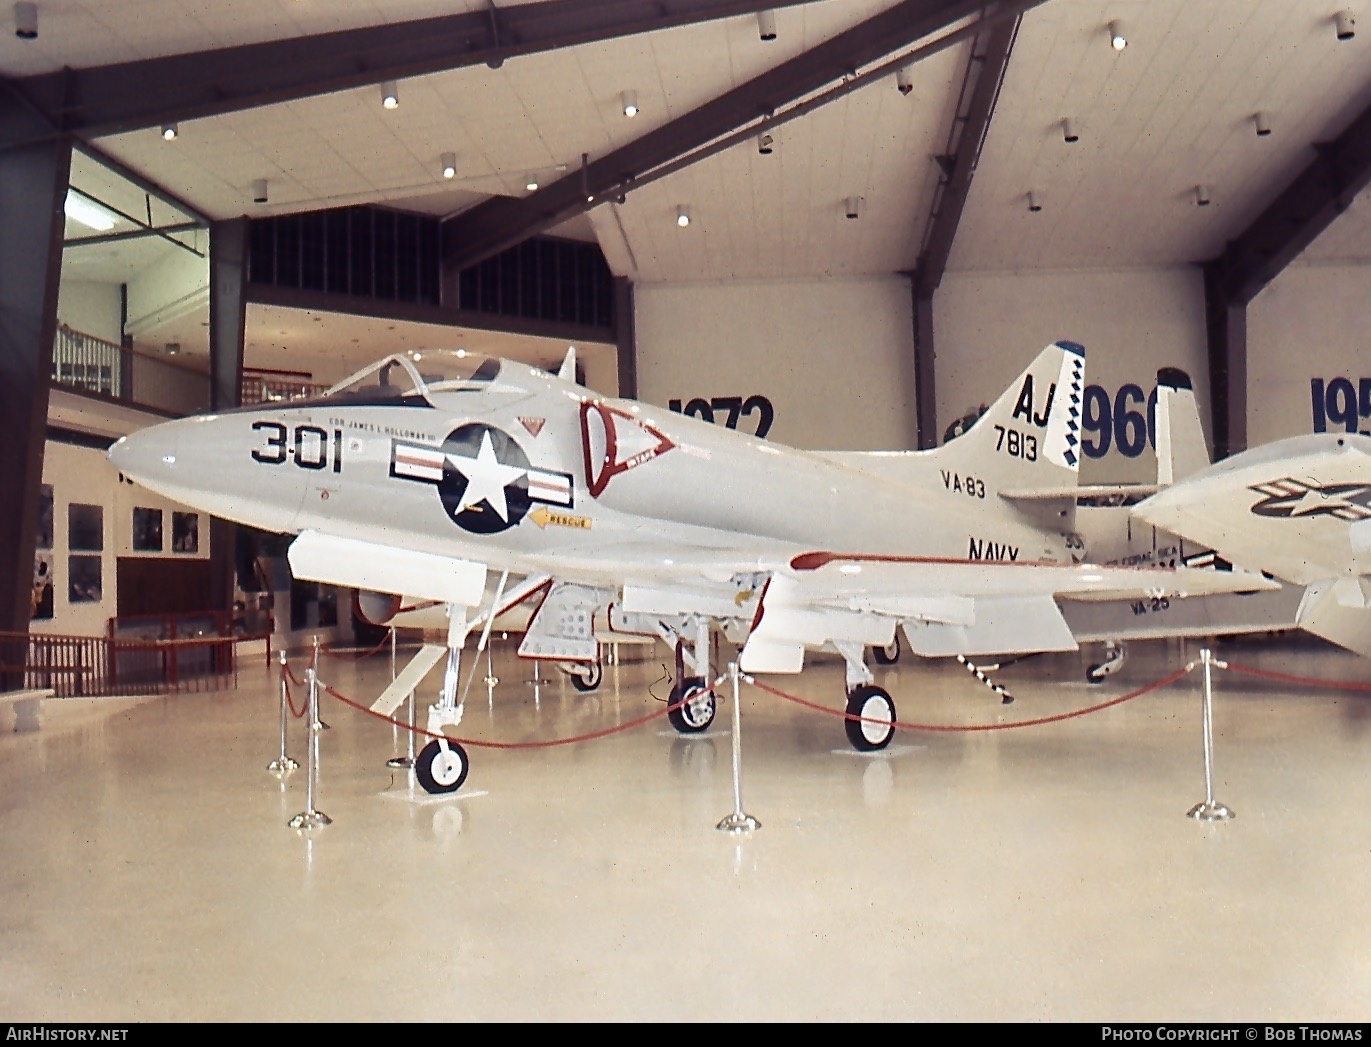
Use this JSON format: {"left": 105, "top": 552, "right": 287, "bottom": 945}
{"left": 835, "top": 641, "right": 896, "bottom": 752}
{"left": 668, "top": 675, "right": 717, "bottom": 733}
{"left": 871, "top": 634, "right": 901, "bottom": 666}
{"left": 844, "top": 684, "right": 896, "bottom": 751}
{"left": 1086, "top": 641, "right": 1128, "bottom": 684}
{"left": 656, "top": 617, "right": 719, "bottom": 736}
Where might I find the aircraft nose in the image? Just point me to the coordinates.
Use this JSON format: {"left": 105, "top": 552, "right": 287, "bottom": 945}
{"left": 109, "top": 425, "right": 180, "bottom": 487}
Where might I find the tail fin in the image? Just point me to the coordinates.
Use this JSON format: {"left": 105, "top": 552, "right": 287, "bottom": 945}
{"left": 1153, "top": 367, "right": 1211, "bottom": 484}
{"left": 932, "top": 340, "right": 1085, "bottom": 495}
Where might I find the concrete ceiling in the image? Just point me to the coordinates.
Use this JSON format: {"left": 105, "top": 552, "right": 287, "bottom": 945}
{"left": 7, "top": 0, "right": 1371, "bottom": 382}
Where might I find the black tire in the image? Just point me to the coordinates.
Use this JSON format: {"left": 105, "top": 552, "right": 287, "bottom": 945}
{"left": 844, "top": 685, "right": 896, "bottom": 752}
{"left": 415, "top": 739, "right": 469, "bottom": 794}
{"left": 667, "top": 675, "right": 716, "bottom": 734}
{"left": 872, "top": 634, "right": 901, "bottom": 666}
{"left": 568, "top": 661, "right": 603, "bottom": 692}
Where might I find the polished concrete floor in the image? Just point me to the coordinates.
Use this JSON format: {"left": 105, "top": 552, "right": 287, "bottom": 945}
{"left": 3, "top": 631, "right": 1371, "bottom": 1022}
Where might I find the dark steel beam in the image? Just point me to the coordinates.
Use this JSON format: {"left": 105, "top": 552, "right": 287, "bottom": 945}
{"left": 614, "top": 277, "right": 638, "bottom": 399}
{"left": 0, "top": 92, "right": 70, "bottom": 652}
{"left": 912, "top": 16, "right": 1019, "bottom": 298}
{"left": 1203, "top": 264, "right": 1248, "bottom": 459}
{"left": 443, "top": 0, "right": 1046, "bottom": 274}
{"left": 1205, "top": 99, "right": 1371, "bottom": 306}
{"left": 65, "top": 221, "right": 205, "bottom": 250}
{"left": 912, "top": 288, "right": 938, "bottom": 449}
{"left": 245, "top": 283, "right": 615, "bottom": 350}
{"left": 209, "top": 218, "right": 249, "bottom": 616}
{"left": 10, "top": 1, "right": 822, "bottom": 141}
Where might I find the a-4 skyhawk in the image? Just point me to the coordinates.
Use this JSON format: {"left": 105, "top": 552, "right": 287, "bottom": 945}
{"left": 108, "top": 340, "right": 1270, "bottom": 793}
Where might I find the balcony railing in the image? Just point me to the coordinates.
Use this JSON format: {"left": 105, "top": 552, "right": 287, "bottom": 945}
{"left": 52, "top": 324, "right": 209, "bottom": 416}
{"left": 0, "top": 629, "right": 236, "bottom": 697}
{"left": 241, "top": 366, "right": 328, "bottom": 404}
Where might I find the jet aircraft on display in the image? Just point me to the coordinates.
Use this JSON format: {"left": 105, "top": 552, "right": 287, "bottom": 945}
{"left": 108, "top": 340, "right": 1270, "bottom": 793}
{"left": 1136, "top": 430, "right": 1371, "bottom": 660}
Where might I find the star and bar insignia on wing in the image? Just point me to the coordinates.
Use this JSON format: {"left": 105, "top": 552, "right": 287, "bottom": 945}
{"left": 1248, "top": 477, "right": 1371, "bottom": 522}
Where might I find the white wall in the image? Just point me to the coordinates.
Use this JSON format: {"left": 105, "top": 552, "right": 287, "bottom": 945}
{"left": 634, "top": 276, "right": 918, "bottom": 451}
{"left": 633, "top": 269, "right": 1210, "bottom": 481}
{"left": 56, "top": 280, "right": 123, "bottom": 344}
{"left": 935, "top": 267, "right": 1209, "bottom": 484}
{"left": 31, "top": 439, "right": 208, "bottom": 637}
{"left": 1249, "top": 263, "right": 1371, "bottom": 446}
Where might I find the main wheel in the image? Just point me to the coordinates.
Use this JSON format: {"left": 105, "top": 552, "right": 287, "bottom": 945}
{"left": 568, "top": 661, "right": 603, "bottom": 692}
{"left": 415, "top": 739, "right": 469, "bottom": 794}
{"left": 844, "top": 685, "right": 896, "bottom": 752}
{"left": 872, "top": 634, "right": 901, "bottom": 666}
{"left": 667, "top": 675, "right": 716, "bottom": 734}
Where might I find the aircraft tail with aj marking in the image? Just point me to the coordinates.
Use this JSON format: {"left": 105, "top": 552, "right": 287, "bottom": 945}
{"left": 822, "top": 340, "right": 1087, "bottom": 509}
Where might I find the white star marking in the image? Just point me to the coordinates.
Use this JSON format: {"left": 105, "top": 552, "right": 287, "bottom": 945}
{"left": 1287, "top": 488, "right": 1347, "bottom": 517}
{"left": 444, "top": 431, "right": 526, "bottom": 521}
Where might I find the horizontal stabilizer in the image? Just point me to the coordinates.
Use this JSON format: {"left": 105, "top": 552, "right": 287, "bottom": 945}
{"left": 1059, "top": 586, "right": 1302, "bottom": 644}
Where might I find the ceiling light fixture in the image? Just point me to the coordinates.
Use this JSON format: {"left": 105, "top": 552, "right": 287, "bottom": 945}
{"left": 1254, "top": 112, "right": 1271, "bottom": 137}
{"left": 1108, "top": 20, "right": 1126, "bottom": 51}
{"left": 676, "top": 205, "right": 691, "bottom": 228}
{"left": 252, "top": 179, "right": 268, "bottom": 204}
{"left": 441, "top": 152, "right": 456, "bottom": 179}
{"left": 525, "top": 174, "right": 540, "bottom": 192}
{"left": 1195, "top": 184, "right": 1212, "bottom": 207}
{"left": 63, "top": 191, "right": 117, "bottom": 231}
{"left": 380, "top": 80, "right": 399, "bottom": 109}
{"left": 757, "top": 132, "right": 774, "bottom": 155}
{"left": 621, "top": 90, "right": 638, "bottom": 118}
{"left": 844, "top": 196, "right": 862, "bottom": 220}
{"left": 758, "top": 10, "right": 776, "bottom": 41}
{"left": 13, "top": 2, "right": 36, "bottom": 40}
{"left": 896, "top": 66, "right": 913, "bottom": 96}
{"left": 161, "top": 123, "right": 178, "bottom": 141}
{"left": 1336, "top": 9, "right": 1356, "bottom": 39}
{"left": 1062, "top": 118, "right": 1078, "bottom": 143}
{"left": 1027, "top": 191, "right": 1042, "bottom": 213}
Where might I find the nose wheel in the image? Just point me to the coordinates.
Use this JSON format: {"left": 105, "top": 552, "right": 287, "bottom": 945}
{"left": 415, "top": 739, "right": 469, "bottom": 794}
{"left": 844, "top": 685, "right": 896, "bottom": 751}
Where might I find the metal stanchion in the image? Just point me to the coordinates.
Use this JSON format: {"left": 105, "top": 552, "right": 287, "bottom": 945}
{"left": 716, "top": 662, "right": 760, "bottom": 833}
{"left": 386, "top": 628, "right": 415, "bottom": 770}
{"left": 484, "top": 642, "right": 498, "bottom": 708}
{"left": 1187, "top": 646, "right": 1234, "bottom": 821}
{"left": 289, "top": 646, "right": 332, "bottom": 830}
{"left": 529, "top": 658, "right": 542, "bottom": 707}
{"left": 310, "top": 637, "right": 332, "bottom": 730}
{"left": 267, "top": 650, "right": 299, "bottom": 774}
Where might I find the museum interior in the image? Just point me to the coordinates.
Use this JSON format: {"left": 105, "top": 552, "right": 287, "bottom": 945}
{"left": 4, "top": 0, "right": 1371, "bottom": 1024}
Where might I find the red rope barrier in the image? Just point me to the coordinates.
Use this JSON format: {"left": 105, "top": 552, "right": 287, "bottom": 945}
{"left": 751, "top": 667, "right": 1191, "bottom": 733}
{"left": 1222, "top": 661, "right": 1371, "bottom": 692}
{"left": 319, "top": 680, "right": 702, "bottom": 750}
{"left": 279, "top": 665, "right": 308, "bottom": 719}
{"left": 320, "top": 630, "right": 394, "bottom": 663}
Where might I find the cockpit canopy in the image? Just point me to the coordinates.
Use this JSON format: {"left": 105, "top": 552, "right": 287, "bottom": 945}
{"left": 321, "top": 350, "right": 529, "bottom": 407}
